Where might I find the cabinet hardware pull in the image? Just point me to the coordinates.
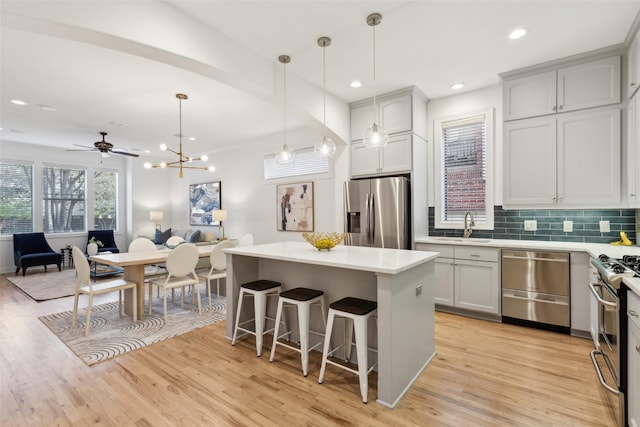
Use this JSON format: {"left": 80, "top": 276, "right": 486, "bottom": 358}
{"left": 632, "top": 82, "right": 636, "bottom": 87}
{"left": 630, "top": 309, "right": 639, "bottom": 317}
{"left": 558, "top": 105, "right": 563, "bottom": 110}
{"left": 636, "top": 345, "right": 640, "bottom": 353}
{"left": 552, "top": 105, "right": 557, "bottom": 111}
{"left": 631, "top": 193, "right": 636, "bottom": 197}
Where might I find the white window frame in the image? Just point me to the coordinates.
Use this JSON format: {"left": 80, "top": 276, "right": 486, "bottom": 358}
{"left": 434, "top": 108, "right": 494, "bottom": 230}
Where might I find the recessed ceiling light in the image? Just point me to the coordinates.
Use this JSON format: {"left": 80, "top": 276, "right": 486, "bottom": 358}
{"left": 509, "top": 28, "right": 527, "bottom": 40}
{"left": 350, "top": 80, "right": 362, "bottom": 88}
{"left": 10, "top": 99, "right": 27, "bottom": 106}
{"left": 36, "top": 104, "right": 57, "bottom": 111}
{"left": 451, "top": 83, "right": 465, "bottom": 90}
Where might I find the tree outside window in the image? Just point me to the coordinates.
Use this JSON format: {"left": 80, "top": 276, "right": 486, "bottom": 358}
{"left": 94, "top": 170, "right": 117, "bottom": 230}
{"left": 0, "top": 161, "right": 33, "bottom": 234}
{"left": 42, "top": 166, "right": 86, "bottom": 232}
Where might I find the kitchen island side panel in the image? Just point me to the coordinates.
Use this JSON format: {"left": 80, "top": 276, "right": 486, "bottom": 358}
{"left": 376, "top": 261, "right": 436, "bottom": 407}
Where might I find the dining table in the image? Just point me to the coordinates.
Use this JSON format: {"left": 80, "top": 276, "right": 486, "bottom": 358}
{"left": 89, "top": 245, "right": 215, "bottom": 320}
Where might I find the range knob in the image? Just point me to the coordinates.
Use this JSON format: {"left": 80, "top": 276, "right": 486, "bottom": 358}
{"left": 598, "top": 254, "right": 610, "bottom": 262}
{"left": 612, "top": 264, "right": 625, "bottom": 274}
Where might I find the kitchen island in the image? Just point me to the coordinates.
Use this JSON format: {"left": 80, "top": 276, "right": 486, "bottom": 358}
{"left": 224, "top": 241, "right": 438, "bottom": 408}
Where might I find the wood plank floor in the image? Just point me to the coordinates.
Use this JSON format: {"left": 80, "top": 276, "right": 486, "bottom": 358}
{"left": 0, "top": 273, "right": 617, "bottom": 426}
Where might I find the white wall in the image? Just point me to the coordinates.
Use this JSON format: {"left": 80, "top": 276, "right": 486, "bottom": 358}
{"left": 132, "top": 126, "right": 349, "bottom": 245}
{"left": 426, "top": 84, "right": 503, "bottom": 207}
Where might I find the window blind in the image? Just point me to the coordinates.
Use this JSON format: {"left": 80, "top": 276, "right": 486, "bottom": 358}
{"left": 0, "top": 160, "right": 34, "bottom": 234}
{"left": 441, "top": 114, "right": 487, "bottom": 222}
{"left": 264, "top": 147, "right": 329, "bottom": 180}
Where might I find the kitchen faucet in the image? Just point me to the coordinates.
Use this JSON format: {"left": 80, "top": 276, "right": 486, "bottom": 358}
{"left": 464, "top": 211, "right": 475, "bottom": 239}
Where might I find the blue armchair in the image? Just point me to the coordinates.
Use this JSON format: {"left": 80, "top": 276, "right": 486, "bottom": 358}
{"left": 13, "top": 232, "right": 63, "bottom": 276}
{"left": 87, "top": 230, "right": 120, "bottom": 254}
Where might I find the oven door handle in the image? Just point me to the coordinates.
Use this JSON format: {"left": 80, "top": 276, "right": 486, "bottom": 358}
{"left": 589, "top": 350, "right": 620, "bottom": 395}
{"left": 588, "top": 282, "right": 617, "bottom": 307}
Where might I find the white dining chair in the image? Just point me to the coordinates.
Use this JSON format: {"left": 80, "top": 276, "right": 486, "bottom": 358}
{"left": 71, "top": 245, "right": 137, "bottom": 336}
{"left": 198, "top": 240, "right": 237, "bottom": 306}
{"left": 165, "top": 236, "right": 185, "bottom": 247}
{"left": 129, "top": 237, "right": 167, "bottom": 303}
{"left": 149, "top": 243, "right": 201, "bottom": 321}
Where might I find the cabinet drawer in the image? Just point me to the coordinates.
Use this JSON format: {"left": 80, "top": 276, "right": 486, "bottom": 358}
{"left": 416, "top": 244, "right": 454, "bottom": 258}
{"left": 455, "top": 246, "right": 499, "bottom": 262}
{"left": 629, "top": 290, "right": 640, "bottom": 330}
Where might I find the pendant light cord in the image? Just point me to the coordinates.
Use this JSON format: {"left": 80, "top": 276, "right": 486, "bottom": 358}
{"left": 372, "top": 23, "right": 377, "bottom": 116}
{"left": 323, "top": 42, "right": 327, "bottom": 130}
{"left": 283, "top": 60, "right": 287, "bottom": 145}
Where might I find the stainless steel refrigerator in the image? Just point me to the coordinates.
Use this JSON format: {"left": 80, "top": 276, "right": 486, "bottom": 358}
{"left": 344, "top": 176, "right": 411, "bottom": 249}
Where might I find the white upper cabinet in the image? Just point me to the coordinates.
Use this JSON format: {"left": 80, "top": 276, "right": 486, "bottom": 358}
{"left": 504, "top": 107, "right": 621, "bottom": 207}
{"left": 350, "top": 134, "right": 413, "bottom": 177}
{"left": 503, "top": 56, "right": 621, "bottom": 121}
{"left": 628, "top": 32, "right": 640, "bottom": 98}
{"left": 628, "top": 94, "right": 640, "bottom": 206}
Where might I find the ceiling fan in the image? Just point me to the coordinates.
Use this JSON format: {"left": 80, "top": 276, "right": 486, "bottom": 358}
{"left": 68, "top": 132, "right": 139, "bottom": 157}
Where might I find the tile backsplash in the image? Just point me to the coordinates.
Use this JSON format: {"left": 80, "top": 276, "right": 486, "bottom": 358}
{"left": 428, "top": 206, "right": 638, "bottom": 245}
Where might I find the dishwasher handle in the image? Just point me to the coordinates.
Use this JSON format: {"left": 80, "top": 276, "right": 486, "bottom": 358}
{"left": 501, "top": 255, "right": 568, "bottom": 263}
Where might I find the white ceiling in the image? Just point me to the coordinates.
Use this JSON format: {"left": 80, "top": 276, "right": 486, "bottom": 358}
{"left": 1, "top": 1, "right": 639, "bottom": 162}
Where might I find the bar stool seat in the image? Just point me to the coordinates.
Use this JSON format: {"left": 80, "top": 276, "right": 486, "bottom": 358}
{"left": 269, "top": 287, "right": 328, "bottom": 377}
{"left": 318, "top": 296, "right": 377, "bottom": 403}
{"left": 231, "top": 279, "right": 283, "bottom": 357}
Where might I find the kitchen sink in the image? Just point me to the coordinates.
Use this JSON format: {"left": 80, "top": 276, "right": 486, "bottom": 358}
{"left": 430, "top": 237, "right": 492, "bottom": 243}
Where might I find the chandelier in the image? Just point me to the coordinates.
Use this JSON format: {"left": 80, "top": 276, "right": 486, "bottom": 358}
{"left": 144, "top": 93, "right": 215, "bottom": 178}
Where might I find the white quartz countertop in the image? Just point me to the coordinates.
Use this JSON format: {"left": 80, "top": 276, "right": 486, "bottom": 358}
{"left": 624, "top": 276, "right": 640, "bottom": 295}
{"left": 225, "top": 241, "right": 438, "bottom": 275}
{"left": 415, "top": 236, "right": 640, "bottom": 259}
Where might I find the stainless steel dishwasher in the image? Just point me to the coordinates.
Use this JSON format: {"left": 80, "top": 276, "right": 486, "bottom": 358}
{"left": 501, "top": 250, "right": 570, "bottom": 333}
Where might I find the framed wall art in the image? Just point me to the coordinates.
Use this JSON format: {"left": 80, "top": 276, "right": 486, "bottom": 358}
{"left": 189, "top": 181, "right": 221, "bottom": 226}
{"left": 276, "top": 181, "right": 314, "bottom": 232}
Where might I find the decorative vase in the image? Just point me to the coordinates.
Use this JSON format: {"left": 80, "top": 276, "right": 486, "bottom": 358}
{"left": 87, "top": 242, "right": 98, "bottom": 256}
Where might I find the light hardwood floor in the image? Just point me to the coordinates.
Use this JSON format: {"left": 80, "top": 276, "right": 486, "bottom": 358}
{"left": 0, "top": 273, "right": 617, "bottom": 426}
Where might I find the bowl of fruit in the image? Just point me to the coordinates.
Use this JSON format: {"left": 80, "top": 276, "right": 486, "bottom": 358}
{"left": 302, "top": 232, "right": 346, "bottom": 251}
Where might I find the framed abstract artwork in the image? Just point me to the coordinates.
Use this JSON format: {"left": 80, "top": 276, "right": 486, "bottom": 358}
{"left": 276, "top": 181, "right": 314, "bottom": 232}
{"left": 189, "top": 181, "right": 221, "bottom": 226}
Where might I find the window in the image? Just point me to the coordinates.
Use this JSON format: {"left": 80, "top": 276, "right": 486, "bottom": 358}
{"left": 263, "top": 147, "right": 330, "bottom": 180}
{"left": 0, "top": 161, "right": 34, "bottom": 234}
{"left": 435, "top": 109, "right": 493, "bottom": 229}
{"left": 94, "top": 170, "right": 118, "bottom": 230}
{"left": 42, "top": 165, "right": 86, "bottom": 233}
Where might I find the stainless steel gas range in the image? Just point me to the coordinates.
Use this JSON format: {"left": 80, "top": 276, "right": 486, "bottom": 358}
{"left": 590, "top": 254, "right": 640, "bottom": 427}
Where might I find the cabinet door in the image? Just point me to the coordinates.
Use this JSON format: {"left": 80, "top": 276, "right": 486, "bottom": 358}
{"left": 379, "top": 94, "right": 412, "bottom": 135}
{"left": 629, "top": 318, "right": 640, "bottom": 427}
{"left": 350, "top": 103, "right": 376, "bottom": 141}
{"left": 350, "top": 140, "right": 381, "bottom": 177}
{"left": 503, "top": 71, "right": 557, "bottom": 121}
{"left": 454, "top": 260, "right": 500, "bottom": 314}
{"left": 503, "top": 117, "right": 557, "bottom": 205}
{"left": 380, "top": 134, "right": 412, "bottom": 174}
{"left": 557, "top": 107, "right": 621, "bottom": 205}
{"left": 433, "top": 258, "right": 454, "bottom": 306}
{"left": 557, "top": 56, "right": 621, "bottom": 113}
{"left": 630, "top": 38, "right": 639, "bottom": 99}
{"left": 629, "top": 95, "right": 640, "bottom": 205}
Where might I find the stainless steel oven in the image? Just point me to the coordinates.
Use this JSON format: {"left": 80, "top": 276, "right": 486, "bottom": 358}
{"left": 590, "top": 255, "right": 634, "bottom": 427}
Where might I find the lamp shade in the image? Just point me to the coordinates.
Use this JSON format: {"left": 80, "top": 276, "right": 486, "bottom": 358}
{"left": 149, "top": 211, "right": 163, "bottom": 221}
{"left": 213, "top": 210, "right": 228, "bottom": 222}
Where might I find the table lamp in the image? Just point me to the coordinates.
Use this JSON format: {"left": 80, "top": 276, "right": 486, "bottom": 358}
{"left": 213, "top": 209, "right": 228, "bottom": 240}
{"left": 150, "top": 211, "right": 163, "bottom": 230}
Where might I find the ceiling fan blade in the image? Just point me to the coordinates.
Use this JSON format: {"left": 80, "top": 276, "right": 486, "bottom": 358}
{"left": 72, "top": 144, "right": 97, "bottom": 149}
{"left": 109, "top": 149, "right": 140, "bottom": 158}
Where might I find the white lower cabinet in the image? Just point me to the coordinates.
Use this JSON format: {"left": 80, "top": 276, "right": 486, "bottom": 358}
{"left": 418, "top": 244, "right": 500, "bottom": 315}
{"left": 628, "top": 290, "right": 640, "bottom": 427}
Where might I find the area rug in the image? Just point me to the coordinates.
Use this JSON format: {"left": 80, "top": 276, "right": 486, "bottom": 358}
{"left": 39, "top": 294, "right": 226, "bottom": 365}
{"left": 7, "top": 266, "right": 160, "bottom": 301}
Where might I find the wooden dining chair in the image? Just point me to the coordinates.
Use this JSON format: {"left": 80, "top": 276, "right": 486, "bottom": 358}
{"left": 149, "top": 243, "right": 201, "bottom": 321}
{"left": 71, "top": 246, "right": 137, "bottom": 336}
{"left": 198, "top": 239, "right": 237, "bottom": 306}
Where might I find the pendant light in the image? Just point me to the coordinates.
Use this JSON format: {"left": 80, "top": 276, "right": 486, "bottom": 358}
{"left": 363, "top": 13, "right": 389, "bottom": 149}
{"left": 276, "top": 55, "right": 296, "bottom": 165}
{"left": 314, "top": 36, "right": 336, "bottom": 159}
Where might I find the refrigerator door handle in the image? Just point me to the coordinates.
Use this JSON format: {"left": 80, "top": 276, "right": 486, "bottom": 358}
{"left": 369, "top": 192, "right": 375, "bottom": 245}
{"left": 364, "top": 192, "right": 371, "bottom": 245}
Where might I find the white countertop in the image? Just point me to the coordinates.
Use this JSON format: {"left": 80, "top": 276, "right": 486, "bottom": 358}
{"left": 225, "top": 241, "right": 438, "bottom": 275}
{"left": 415, "top": 236, "right": 640, "bottom": 259}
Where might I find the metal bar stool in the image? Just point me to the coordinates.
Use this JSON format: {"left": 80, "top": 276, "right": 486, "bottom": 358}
{"left": 231, "top": 279, "right": 283, "bottom": 357}
{"left": 269, "top": 287, "right": 328, "bottom": 377}
{"left": 318, "top": 297, "right": 377, "bottom": 403}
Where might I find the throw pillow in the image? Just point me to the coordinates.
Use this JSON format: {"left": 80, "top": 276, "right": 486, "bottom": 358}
{"left": 154, "top": 228, "right": 172, "bottom": 244}
{"left": 202, "top": 231, "right": 216, "bottom": 242}
{"left": 185, "top": 230, "right": 195, "bottom": 242}
{"left": 188, "top": 230, "right": 201, "bottom": 243}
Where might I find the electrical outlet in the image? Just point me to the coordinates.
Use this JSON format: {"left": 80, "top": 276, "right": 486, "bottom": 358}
{"left": 524, "top": 220, "right": 537, "bottom": 231}
{"left": 599, "top": 220, "right": 610, "bottom": 233}
{"left": 563, "top": 220, "right": 573, "bottom": 232}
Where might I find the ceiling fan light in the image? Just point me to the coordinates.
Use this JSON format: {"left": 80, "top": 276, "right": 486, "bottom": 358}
{"left": 101, "top": 152, "right": 110, "bottom": 158}
{"left": 364, "top": 123, "right": 388, "bottom": 149}
{"left": 314, "top": 136, "right": 336, "bottom": 158}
